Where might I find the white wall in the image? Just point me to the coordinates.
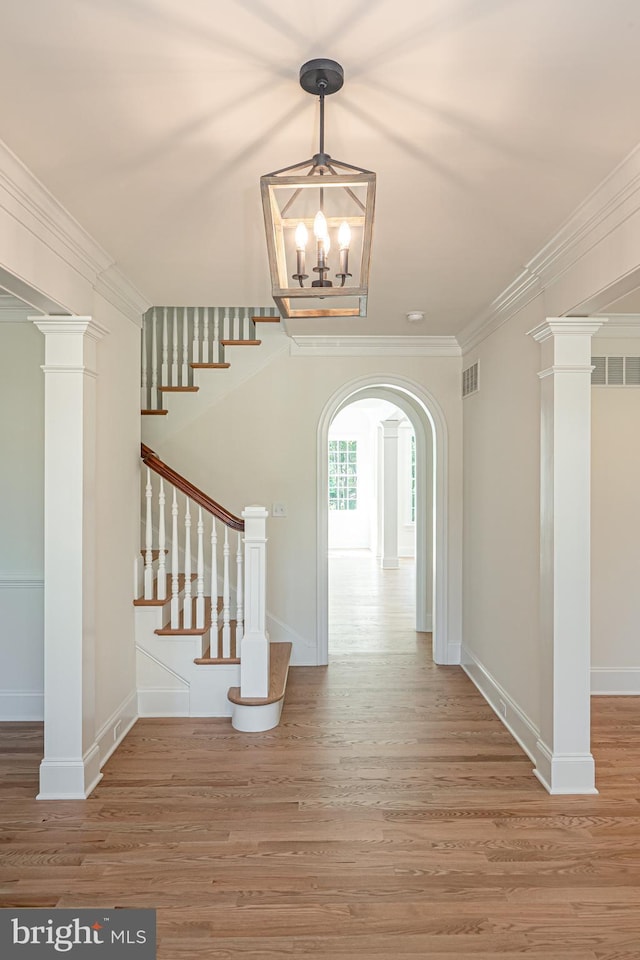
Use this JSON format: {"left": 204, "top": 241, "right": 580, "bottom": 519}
{"left": 0, "top": 322, "right": 44, "bottom": 719}
{"left": 591, "top": 340, "right": 640, "bottom": 692}
{"left": 93, "top": 293, "right": 140, "bottom": 745}
{"left": 462, "top": 296, "right": 543, "bottom": 734}
{"left": 148, "top": 350, "right": 463, "bottom": 665}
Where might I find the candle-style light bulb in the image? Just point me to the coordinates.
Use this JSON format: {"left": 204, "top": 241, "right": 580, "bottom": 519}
{"left": 293, "top": 222, "right": 308, "bottom": 287}
{"left": 313, "top": 210, "right": 329, "bottom": 241}
{"left": 338, "top": 221, "right": 351, "bottom": 250}
{"left": 295, "top": 222, "right": 308, "bottom": 250}
{"left": 323, "top": 233, "right": 331, "bottom": 256}
{"left": 337, "top": 221, "right": 351, "bottom": 284}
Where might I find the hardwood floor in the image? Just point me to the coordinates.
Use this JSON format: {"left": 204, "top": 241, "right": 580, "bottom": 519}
{"left": 2, "top": 551, "right": 640, "bottom": 958}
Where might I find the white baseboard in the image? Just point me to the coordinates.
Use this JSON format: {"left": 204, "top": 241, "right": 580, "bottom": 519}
{"left": 138, "top": 688, "right": 190, "bottom": 717}
{"left": 461, "top": 645, "right": 540, "bottom": 763}
{"left": 533, "top": 738, "right": 598, "bottom": 795}
{"left": 37, "top": 744, "right": 102, "bottom": 800}
{"left": 266, "top": 611, "right": 316, "bottom": 666}
{"left": 591, "top": 668, "right": 640, "bottom": 695}
{"left": 0, "top": 690, "right": 44, "bottom": 721}
{"left": 95, "top": 690, "right": 138, "bottom": 768}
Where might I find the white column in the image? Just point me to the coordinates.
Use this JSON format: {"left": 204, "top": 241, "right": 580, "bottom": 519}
{"left": 381, "top": 419, "right": 401, "bottom": 569}
{"left": 241, "top": 506, "right": 269, "bottom": 698}
{"left": 528, "top": 317, "right": 605, "bottom": 795}
{"left": 34, "top": 317, "right": 108, "bottom": 800}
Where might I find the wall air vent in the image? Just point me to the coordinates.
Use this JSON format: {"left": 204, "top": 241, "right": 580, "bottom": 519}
{"left": 462, "top": 361, "right": 479, "bottom": 398}
{"left": 591, "top": 356, "right": 640, "bottom": 386}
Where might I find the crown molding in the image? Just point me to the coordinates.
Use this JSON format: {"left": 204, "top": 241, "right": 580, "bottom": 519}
{"left": 290, "top": 335, "right": 461, "bottom": 357}
{"left": 94, "top": 264, "right": 150, "bottom": 327}
{"left": 593, "top": 314, "right": 640, "bottom": 338}
{"left": 0, "top": 301, "right": 37, "bottom": 322}
{"left": 528, "top": 318, "right": 607, "bottom": 343}
{"left": 0, "top": 139, "right": 149, "bottom": 324}
{"left": 459, "top": 141, "right": 640, "bottom": 353}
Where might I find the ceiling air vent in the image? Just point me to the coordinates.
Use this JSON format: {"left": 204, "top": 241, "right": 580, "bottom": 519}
{"left": 591, "top": 356, "right": 640, "bottom": 386}
{"left": 462, "top": 361, "right": 479, "bottom": 398}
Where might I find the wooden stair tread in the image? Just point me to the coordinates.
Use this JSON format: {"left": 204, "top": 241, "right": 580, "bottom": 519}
{"left": 194, "top": 618, "right": 239, "bottom": 661}
{"left": 228, "top": 642, "right": 292, "bottom": 706}
{"left": 156, "top": 596, "right": 213, "bottom": 635}
{"left": 159, "top": 386, "right": 199, "bottom": 392}
{"left": 190, "top": 362, "right": 231, "bottom": 369}
{"left": 133, "top": 573, "right": 197, "bottom": 606}
{"left": 141, "top": 409, "right": 168, "bottom": 416}
{"left": 220, "top": 339, "right": 261, "bottom": 346}
{"left": 194, "top": 656, "right": 241, "bottom": 665}
{"left": 252, "top": 315, "right": 280, "bottom": 323}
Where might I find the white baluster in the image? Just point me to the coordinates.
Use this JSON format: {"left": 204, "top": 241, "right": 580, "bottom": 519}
{"left": 182, "top": 306, "right": 189, "bottom": 385}
{"left": 236, "top": 530, "right": 244, "bottom": 648}
{"left": 203, "top": 306, "right": 210, "bottom": 365}
{"left": 243, "top": 306, "right": 250, "bottom": 341}
{"left": 157, "top": 479, "right": 167, "bottom": 601}
{"left": 183, "top": 496, "right": 192, "bottom": 629}
{"left": 192, "top": 306, "right": 200, "bottom": 364}
{"left": 171, "top": 306, "right": 179, "bottom": 386}
{"left": 151, "top": 307, "right": 158, "bottom": 409}
{"left": 213, "top": 307, "right": 220, "bottom": 362}
{"left": 161, "top": 306, "right": 168, "bottom": 385}
{"left": 170, "top": 487, "right": 180, "bottom": 628}
{"left": 233, "top": 306, "right": 240, "bottom": 340}
{"left": 143, "top": 468, "right": 154, "bottom": 599}
{"left": 222, "top": 526, "right": 231, "bottom": 657}
{"left": 210, "top": 517, "right": 218, "bottom": 657}
{"left": 141, "top": 317, "right": 148, "bottom": 409}
{"left": 223, "top": 307, "right": 230, "bottom": 342}
{"left": 196, "top": 507, "right": 205, "bottom": 629}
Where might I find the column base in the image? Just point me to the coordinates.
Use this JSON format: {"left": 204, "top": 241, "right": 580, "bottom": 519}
{"left": 37, "top": 744, "right": 102, "bottom": 800}
{"left": 533, "top": 739, "right": 598, "bottom": 795}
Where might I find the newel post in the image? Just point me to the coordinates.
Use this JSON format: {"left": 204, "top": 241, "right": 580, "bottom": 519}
{"left": 241, "top": 506, "right": 270, "bottom": 698}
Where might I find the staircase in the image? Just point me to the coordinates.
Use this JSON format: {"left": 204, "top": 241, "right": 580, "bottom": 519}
{"left": 135, "top": 308, "right": 292, "bottom": 732}
{"left": 140, "top": 305, "right": 281, "bottom": 415}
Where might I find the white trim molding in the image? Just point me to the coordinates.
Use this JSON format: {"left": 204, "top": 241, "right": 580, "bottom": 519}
{"left": 0, "top": 690, "right": 44, "bottom": 721}
{"left": 317, "top": 374, "right": 458, "bottom": 667}
{"left": 0, "top": 575, "right": 43, "bottom": 589}
{"left": 461, "top": 647, "right": 539, "bottom": 765}
{"left": 95, "top": 690, "right": 138, "bottom": 768}
{"left": 591, "top": 669, "right": 640, "bottom": 695}
{"left": 0, "top": 137, "right": 150, "bottom": 323}
{"left": 291, "top": 335, "right": 461, "bottom": 357}
{"left": 459, "top": 141, "right": 640, "bottom": 352}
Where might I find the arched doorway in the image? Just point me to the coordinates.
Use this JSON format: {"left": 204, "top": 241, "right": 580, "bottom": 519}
{"left": 317, "top": 375, "right": 453, "bottom": 666}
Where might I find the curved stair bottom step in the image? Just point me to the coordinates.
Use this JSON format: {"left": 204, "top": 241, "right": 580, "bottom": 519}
{"left": 228, "top": 641, "right": 292, "bottom": 733}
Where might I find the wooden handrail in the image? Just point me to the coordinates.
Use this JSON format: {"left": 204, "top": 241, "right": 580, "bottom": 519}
{"left": 141, "top": 444, "right": 244, "bottom": 531}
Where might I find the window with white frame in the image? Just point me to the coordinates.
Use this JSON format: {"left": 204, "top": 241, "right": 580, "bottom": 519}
{"left": 328, "top": 439, "right": 358, "bottom": 510}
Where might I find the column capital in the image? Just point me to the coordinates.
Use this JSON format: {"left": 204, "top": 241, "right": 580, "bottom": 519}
{"left": 32, "top": 316, "right": 109, "bottom": 342}
{"left": 527, "top": 318, "right": 607, "bottom": 343}
{"left": 33, "top": 316, "right": 108, "bottom": 376}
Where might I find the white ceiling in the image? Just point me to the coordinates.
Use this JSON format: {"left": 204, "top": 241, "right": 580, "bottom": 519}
{"left": 2, "top": 0, "right": 640, "bottom": 336}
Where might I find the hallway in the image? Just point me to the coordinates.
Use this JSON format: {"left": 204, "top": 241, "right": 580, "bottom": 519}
{"left": 1, "top": 553, "right": 640, "bottom": 958}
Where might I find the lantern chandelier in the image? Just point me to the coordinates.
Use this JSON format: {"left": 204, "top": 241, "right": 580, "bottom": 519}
{"left": 260, "top": 59, "right": 376, "bottom": 319}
